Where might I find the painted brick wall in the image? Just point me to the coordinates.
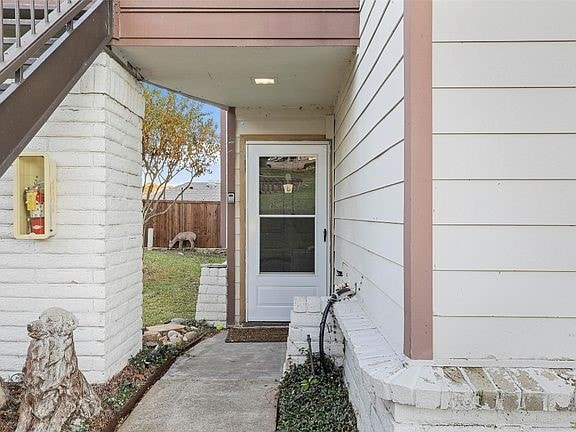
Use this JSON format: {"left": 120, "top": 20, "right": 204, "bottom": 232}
{"left": 333, "top": 299, "right": 576, "bottom": 431}
{"left": 195, "top": 262, "right": 227, "bottom": 327}
{"left": 0, "top": 52, "right": 144, "bottom": 383}
{"left": 286, "top": 296, "right": 344, "bottom": 368}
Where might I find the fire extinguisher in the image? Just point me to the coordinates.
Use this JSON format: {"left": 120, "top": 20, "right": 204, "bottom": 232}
{"left": 25, "top": 177, "right": 45, "bottom": 235}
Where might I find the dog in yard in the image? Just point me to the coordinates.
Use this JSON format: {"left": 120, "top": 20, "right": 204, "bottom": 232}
{"left": 16, "top": 308, "right": 101, "bottom": 432}
{"left": 168, "top": 231, "right": 197, "bottom": 250}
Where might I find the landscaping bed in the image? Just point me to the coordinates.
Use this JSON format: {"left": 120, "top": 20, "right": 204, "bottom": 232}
{"left": 1, "top": 250, "right": 225, "bottom": 431}
{"left": 276, "top": 354, "right": 357, "bottom": 432}
{"left": 0, "top": 383, "right": 22, "bottom": 432}
{"left": 0, "top": 322, "right": 216, "bottom": 432}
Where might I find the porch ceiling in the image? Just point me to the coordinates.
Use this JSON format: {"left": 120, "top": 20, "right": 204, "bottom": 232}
{"left": 112, "top": 46, "right": 355, "bottom": 108}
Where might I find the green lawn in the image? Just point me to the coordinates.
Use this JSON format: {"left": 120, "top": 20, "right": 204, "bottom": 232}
{"left": 142, "top": 250, "right": 225, "bottom": 326}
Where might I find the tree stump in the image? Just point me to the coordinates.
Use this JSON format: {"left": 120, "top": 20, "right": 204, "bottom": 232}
{"left": 0, "top": 376, "right": 9, "bottom": 411}
{"left": 16, "top": 308, "right": 101, "bottom": 432}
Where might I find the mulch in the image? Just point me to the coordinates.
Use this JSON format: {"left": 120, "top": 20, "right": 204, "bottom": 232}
{"left": 0, "top": 362, "right": 159, "bottom": 432}
{"left": 225, "top": 326, "right": 289, "bottom": 343}
{"left": 0, "top": 383, "right": 22, "bottom": 432}
{"left": 90, "top": 364, "right": 156, "bottom": 432}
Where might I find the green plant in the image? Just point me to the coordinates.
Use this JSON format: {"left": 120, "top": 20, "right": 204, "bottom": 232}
{"left": 300, "top": 376, "right": 318, "bottom": 392}
{"left": 67, "top": 418, "right": 91, "bottom": 432}
{"left": 102, "top": 382, "right": 139, "bottom": 410}
{"left": 129, "top": 345, "right": 181, "bottom": 370}
{"left": 276, "top": 355, "right": 357, "bottom": 432}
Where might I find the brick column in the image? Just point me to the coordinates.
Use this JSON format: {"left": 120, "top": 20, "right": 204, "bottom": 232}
{"left": 0, "top": 52, "right": 144, "bottom": 383}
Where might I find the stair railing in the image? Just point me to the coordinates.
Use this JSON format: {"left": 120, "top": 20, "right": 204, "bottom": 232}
{"left": 0, "top": 0, "right": 92, "bottom": 85}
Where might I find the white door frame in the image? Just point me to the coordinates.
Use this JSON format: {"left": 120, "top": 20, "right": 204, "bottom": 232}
{"left": 246, "top": 141, "right": 329, "bottom": 322}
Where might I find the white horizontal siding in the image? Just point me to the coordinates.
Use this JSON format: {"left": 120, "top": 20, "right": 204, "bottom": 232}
{"left": 335, "top": 141, "right": 403, "bottom": 201}
{"left": 333, "top": 0, "right": 404, "bottom": 352}
{"left": 335, "top": 183, "right": 403, "bottom": 224}
{"left": 335, "top": 219, "right": 403, "bottom": 266}
{"left": 433, "top": 0, "right": 576, "bottom": 42}
{"left": 336, "top": 15, "right": 404, "bottom": 138}
{"left": 434, "top": 42, "right": 576, "bottom": 88}
{"left": 336, "top": 248, "right": 404, "bottom": 353}
{"left": 337, "top": 0, "right": 403, "bottom": 116}
{"left": 434, "top": 88, "right": 576, "bottom": 134}
{"left": 434, "top": 271, "right": 576, "bottom": 318}
{"left": 335, "top": 101, "right": 403, "bottom": 180}
{"left": 434, "top": 316, "right": 576, "bottom": 361}
{"left": 434, "top": 225, "right": 576, "bottom": 272}
{"left": 434, "top": 134, "right": 576, "bottom": 180}
{"left": 434, "top": 181, "right": 576, "bottom": 225}
{"left": 336, "top": 60, "right": 404, "bottom": 160}
{"left": 335, "top": 237, "right": 404, "bottom": 307}
{"left": 433, "top": 1, "right": 576, "bottom": 361}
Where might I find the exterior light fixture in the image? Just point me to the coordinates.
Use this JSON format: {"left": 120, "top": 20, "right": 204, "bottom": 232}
{"left": 283, "top": 173, "right": 293, "bottom": 194}
{"left": 253, "top": 78, "right": 276, "bottom": 85}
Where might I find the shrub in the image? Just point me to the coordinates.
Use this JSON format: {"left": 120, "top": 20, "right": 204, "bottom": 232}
{"left": 128, "top": 345, "right": 181, "bottom": 369}
{"left": 276, "top": 355, "right": 357, "bottom": 432}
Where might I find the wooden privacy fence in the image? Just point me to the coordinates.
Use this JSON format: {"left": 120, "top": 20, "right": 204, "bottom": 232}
{"left": 144, "top": 200, "right": 221, "bottom": 248}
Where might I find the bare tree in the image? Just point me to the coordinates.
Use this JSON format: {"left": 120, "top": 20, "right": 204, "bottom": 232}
{"left": 142, "top": 87, "right": 219, "bottom": 227}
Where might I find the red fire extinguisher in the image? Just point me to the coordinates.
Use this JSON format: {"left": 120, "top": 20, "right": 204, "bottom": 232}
{"left": 25, "top": 177, "right": 45, "bottom": 235}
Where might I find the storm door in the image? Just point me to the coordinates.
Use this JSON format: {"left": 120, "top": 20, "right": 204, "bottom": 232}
{"left": 246, "top": 142, "right": 328, "bottom": 321}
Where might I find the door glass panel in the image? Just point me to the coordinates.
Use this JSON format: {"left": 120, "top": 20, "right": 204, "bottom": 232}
{"left": 260, "top": 217, "right": 315, "bottom": 273}
{"left": 259, "top": 156, "right": 316, "bottom": 215}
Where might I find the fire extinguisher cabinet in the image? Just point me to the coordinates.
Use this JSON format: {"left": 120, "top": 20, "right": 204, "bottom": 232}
{"left": 13, "top": 153, "right": 56, "bottom": 239}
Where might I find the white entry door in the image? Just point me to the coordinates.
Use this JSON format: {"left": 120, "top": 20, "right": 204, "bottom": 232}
{"left": 247, "top": 142, "right": 328, "bottom": 322}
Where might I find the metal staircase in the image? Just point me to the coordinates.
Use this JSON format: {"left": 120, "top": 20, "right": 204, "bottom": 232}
{"left": 0, "top": 0, "right": 112, "bottom": 176}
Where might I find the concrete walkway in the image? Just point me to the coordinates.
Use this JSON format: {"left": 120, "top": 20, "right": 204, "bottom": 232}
{"left": 118, "top": 332, "right": 286, "bottom": 432}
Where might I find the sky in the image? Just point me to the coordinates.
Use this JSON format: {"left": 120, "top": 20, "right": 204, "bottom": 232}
{"left": 146, "top": 84, "right": 222, "bottom": 186}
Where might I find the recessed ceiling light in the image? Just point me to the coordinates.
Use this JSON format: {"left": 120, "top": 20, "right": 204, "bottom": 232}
{"left": 253, "top": 77, "right": 276, "bottom": 85}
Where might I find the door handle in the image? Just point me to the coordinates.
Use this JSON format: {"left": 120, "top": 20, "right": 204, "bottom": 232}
{"left": 323, "top": 229, "right": 327, "bottom": 242}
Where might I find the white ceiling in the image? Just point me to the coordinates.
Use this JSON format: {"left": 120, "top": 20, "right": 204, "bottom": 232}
{"left": 112, "top": 46, "right": 356, "bottom": 109}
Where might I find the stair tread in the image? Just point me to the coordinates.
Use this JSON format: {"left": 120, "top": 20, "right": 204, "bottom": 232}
{"left": 2, "top": 36, "right": 59, "bottom": 44}
{"left": 3, "top": 18, "right": 36, "bottom": 23}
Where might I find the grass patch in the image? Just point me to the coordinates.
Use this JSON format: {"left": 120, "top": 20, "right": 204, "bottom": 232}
{"left": 143, "top": 250, "right": 224, "bottom": 326}
{"left": 277, "top": 355, "right": 357, "bottom": 432}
